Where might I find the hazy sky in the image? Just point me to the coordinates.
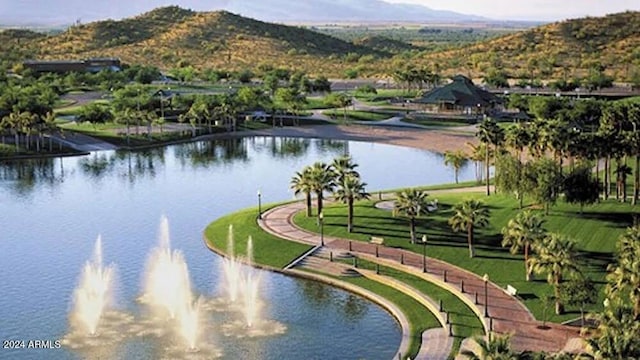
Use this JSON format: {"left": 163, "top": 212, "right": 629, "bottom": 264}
{"left": 386, "top": 0, "right": 640, "bottom": 20}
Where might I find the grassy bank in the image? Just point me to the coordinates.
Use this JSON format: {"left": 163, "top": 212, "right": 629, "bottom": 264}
{"left": 203, "top": 206, "right": 312, "bottom": 268}
{"left": 293, "top": 193, "right": 636, "bottom": 322}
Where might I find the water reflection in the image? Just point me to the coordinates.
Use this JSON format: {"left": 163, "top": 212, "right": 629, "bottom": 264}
{"left": 341, "top": 294, "right": 368, "bottom": 322}
{"left": 175, "top": 138, "right": 249, "bottom": 168}
{"left": 80, "top": 148, "right": 166, "bottom": 183}
{"left": 300, "top": 281, "right": 334, "bottom": 309}
{"left": 268, "top": 138, "right": 312, "bottom": 159}
{"left": 314, "top": 139, "right": 348, "bottom": 155}
{"left": 0, "top": 158, "right": 64, "bottom": 197}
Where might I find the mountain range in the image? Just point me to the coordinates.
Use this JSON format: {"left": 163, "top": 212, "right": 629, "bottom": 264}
{"left": 0, "top": 0, "right": 484, "bottom": 26}
{"left": 2, "top": 6, "right": 638, "bottom": 81}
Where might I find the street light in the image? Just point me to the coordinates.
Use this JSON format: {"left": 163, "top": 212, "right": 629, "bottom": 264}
{"left": 421, "top": 234, "right": 427, "bottom": 273}
{"left": 319, "top": 211, "right": 324, "bottom": 246}
{"left": 483, "top": 273, "right": 489, "bottom": 317}
{"left": 257, "top": 189, "right": 262, "bottom": 219}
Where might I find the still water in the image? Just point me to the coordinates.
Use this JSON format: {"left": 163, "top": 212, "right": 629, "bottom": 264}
{"left": 0, "top": 137, "right": 473, "bottom": 359}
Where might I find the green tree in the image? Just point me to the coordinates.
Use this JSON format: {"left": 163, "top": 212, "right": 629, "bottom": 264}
{"left": 77, "top": 103, "right": 113, "bottom": 126}
{"left": 501, "top": 211, "right": 547, "bottom": 281}
{"left": 443, "top": 150, "right": 468, "bottom": 184}
{"left": 290, "top": 166, "right": 314, "bottom": 217}
{"left": 323, "top": 92, "right": 352, "bottom": 124}
{"left": 563, "top": 163, "right": 601, "bottom": 213}
{"left": 607, "top": 226, "right": 640, "bottom": 319}
{"left": 334, "top": 175, "right": 370, "bottom": 233}
{"left": 586, "top": 299, "right": 640, "bottom": 360}
{"left": 394, "top": 188, "right": 430, "bottom": 244}
{"left": 449, "top": 199, "right": 490, "bottom": 258}
{"left": 530, "top": 158, "right": 564, "bottom": 215}
{"left": 331, "top": 155, "right": 359, "bottom": 182}
{"left": 559, "top": 277, "right": 597, "bottom": 327}
{"left": 528, "top": 234, "right": 581, "bottom": 314}
{"left": 309, "top": 162, "right": 335, "bottom": 218}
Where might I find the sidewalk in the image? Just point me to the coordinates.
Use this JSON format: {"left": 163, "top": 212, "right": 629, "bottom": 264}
{"left": 258, "top": 199, "right": 584, "bottom": 356}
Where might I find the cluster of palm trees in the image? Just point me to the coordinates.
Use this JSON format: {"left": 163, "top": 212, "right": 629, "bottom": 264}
{"left": 584, "top": 225, "right": 640, "bottom": 359}
{"left": 477, "top": 100, "right": 640, "bottom": 208}
{"left": 392, "top": 66, "right": 441, "bottom": 93}
{"left": 501, "top": 211, "right": 582, "bottom": 315}
{"left": 392, "top": 188, "right": 491, "bottom": 257}
{"left": 1, "top": 111, "right": 60, "bottom": 153}
{"left": 290, "top": 156, "right": 369, "bottom": 233}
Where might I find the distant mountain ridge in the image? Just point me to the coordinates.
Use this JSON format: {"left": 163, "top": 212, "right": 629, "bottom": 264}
{"left": 2, "top": 7, "right": 638, "bottom": 82}
{"left": 0, "top": 0, "right": 485, "bottom": 26}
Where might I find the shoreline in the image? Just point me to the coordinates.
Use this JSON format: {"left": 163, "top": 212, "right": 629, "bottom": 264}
{"left": 201, "top": 230, "right": 412, "bottom": 359}
{"left": 1, "top": 124, "right": 478, "bottom": 161}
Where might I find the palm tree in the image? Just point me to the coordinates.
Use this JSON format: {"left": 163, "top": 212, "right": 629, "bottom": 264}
{"left": 331, "top": 155, "right": 359, "bottom": 182}
{"left": 449, "top": 199, "right": 490, "bottom": 258}
{"left": 586, "top": 299, "right": 640, "bottom": 360}
{"left": 394, "top": 188, "right": 430, "bottom": 244}
{"left": 501, "top": 211, "right": 547, "bottom": 281}
{"left": 334, "top": 175, "right": 370, "bottom": 232}
{"left": 309, "top": 162, "right": 335, "bottom": 217}
{"left": 461, "top": 334, "right": 518, "bottom": 360}
{"left": 443, "top": 150, "right": 468, "bottom": 184}
{"left": 290, "top": 166, "right": 314, "bottom": 217}
{"left": 528, "top": 234, "right": 581, "bottom": 314}
{"left": 477, "top": 118, "right": 502, "bottom": 195}
{"left": 607, "top": 226, "right": 640, "bottom": 318}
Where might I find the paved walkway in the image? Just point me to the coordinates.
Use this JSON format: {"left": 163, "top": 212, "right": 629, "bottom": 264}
{"left": 258, "top": 195, "right": 584, "bottom": 357}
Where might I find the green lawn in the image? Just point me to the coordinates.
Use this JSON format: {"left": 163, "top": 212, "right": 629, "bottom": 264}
{"left": 303, "top": 97, "right": 334, "bottom": 110}
{"left": 340, "top": 275, "right": 439, "bottom": 359}
{"left": 204, "top": 206, "right": 313, "bottom": 269}
{"left": 323, "top": 110, "right": 391, "bottom": 121}
{"left": 350, "top": 258, "right": 484, "bottom": 357}
{"left": 293, "top": 193, "right": 636, "bottom": 322}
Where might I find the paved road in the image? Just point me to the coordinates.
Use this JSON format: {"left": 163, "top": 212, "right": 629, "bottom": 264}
{"left": 258, "top": 193, "right": 584, "bottom": 357}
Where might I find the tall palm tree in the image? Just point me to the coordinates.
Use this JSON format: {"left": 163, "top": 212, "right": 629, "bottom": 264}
{"left": 331, "top": 155, "right": 359, "bottom": 182}
{"left": 334, "top": 175, "right": 370, "bottom": 233}
{"left": 41, "top": 112, "right": 58, "bottom": 152}
{"left": 477, "top": 119, "right": 494, "bottom": 195}
{"left": 290, "top": 166, "right": 314, "bottom": 217}
{"left": 394, "top": 188, "right": 430, "bottom": 244}
{"left": 443, "top": 150, "right": 468, "bottom": 184}
{"left": 461, "top": 334, "right": 518, "bottom": 360}
{"left": 528, "top": 234, "right": 581, "bottom": 314}
{"left": 501, "top": 211, "right": 547, "bottom": 281}
{"left": 449, "top": 199, "right": 490, "bottom": 258}
{"left": 309, "top": 162, "right": 335, "bottom": 217}
{"left": 505, "top": 122, "right": 530, "bottom": 162}
{"left": 607, "top": 226, "right": 640, "bottom": 318}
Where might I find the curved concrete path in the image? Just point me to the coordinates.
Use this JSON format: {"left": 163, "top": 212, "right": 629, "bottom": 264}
{"left": 258, "top": 192, "right": 584, "bottom": 357}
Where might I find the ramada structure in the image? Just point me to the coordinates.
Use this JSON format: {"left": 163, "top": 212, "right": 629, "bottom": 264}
{"left": 415, "top": 75, "right": 503, "bottom": 115}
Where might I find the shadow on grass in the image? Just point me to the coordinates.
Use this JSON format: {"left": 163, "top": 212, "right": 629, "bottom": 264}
{"left": 559, "top": 211, "right": 635, "bottom": 228}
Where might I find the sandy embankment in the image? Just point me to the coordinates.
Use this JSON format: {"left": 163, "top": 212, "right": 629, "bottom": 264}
{"left": 206, "top": 124, "right": 478, "bottom": 154}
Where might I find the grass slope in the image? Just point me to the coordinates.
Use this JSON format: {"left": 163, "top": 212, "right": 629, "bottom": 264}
{"left": 294, "top": 193, "right": 636, "bottom": 322}
{"left": 204, "top": 205, "right": 312, "bottom": 269}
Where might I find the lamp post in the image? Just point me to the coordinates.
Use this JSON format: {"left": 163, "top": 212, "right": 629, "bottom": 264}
{"left": 257, "top": 189, "right": 262, "bottom": 219}
{"left": 421, "top": 234, "right": 427, "bottom": 273}
{"left": 483, "top": 273, "right": 489, "bottom": 317}
{"left": 319, "top": 212, "right": 324, "bottom": 246}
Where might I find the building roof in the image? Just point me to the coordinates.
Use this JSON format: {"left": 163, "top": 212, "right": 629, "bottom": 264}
{"left": 415, "top": 75, "right": 502, "bottom": 107}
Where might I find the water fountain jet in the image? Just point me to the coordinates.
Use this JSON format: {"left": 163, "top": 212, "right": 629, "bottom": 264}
{"left": 71, "top": 236, "right": 114, "bottom": 336}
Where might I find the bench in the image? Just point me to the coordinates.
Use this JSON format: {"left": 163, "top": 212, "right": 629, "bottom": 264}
{"left": 370, "top": 236, "right": 385, "bottom": 245}
{"left": 506, "top": 284, "right": 518, "bottom": 296}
